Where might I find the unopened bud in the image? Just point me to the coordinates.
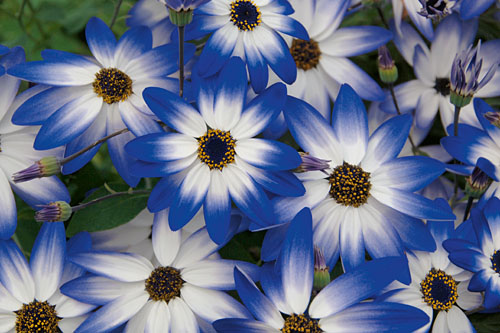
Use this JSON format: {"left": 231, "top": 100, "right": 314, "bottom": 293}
{"left": 168, "top": 8, "right": 193, "bottom": 26}
{"left": 313, "top": 246, "right": 330, "bottom": 292}
{"left": 35, "top": 201, "right": 72, "bottom": 222}
{"left": 378, "top": 45, "right": 398, "bottom": 84}
{"left": 465, "top": 166, "right": 492, "bottom": 198}
{"left": 485, "top": 111, "right": 500, "bottom": 129}
{"left": 12, "top": 156, "right": 60, "bottom": 183}
{"left": 295, "top": 152, "right": 330, "bottom": 174}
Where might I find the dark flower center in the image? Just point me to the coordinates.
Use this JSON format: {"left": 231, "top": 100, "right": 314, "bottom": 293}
{"left": 281, "top": 314, "right": 322, "bottom": 333}
{"left": 198, "top": 129, "right": 236, "bottom": 170}
{"left": 290, "top": 39, "right": 321, "bottom": 71}
{"left": 425, "top": 0, "right": 447, "bottom": 12}
{"left": 15, "top": 301, "right": 60, "bottom": 333}
{"left": 230, "top": 0, "right": 261, "bottom": 31}
{"left": 434, "top": 78, "right": 450, "bottom": 96}
{"left": 92, "top": 68, "right": 133, "bottom": 104}
{"left": 420, "top": 268, "right": 458, "bottom": 311}
{"left": 145, "top": 266, "right": 184, "bottom": 302}
{"left": 328, "top": 162, "right": 371, "bottom": 207}
{"left": 492, "top": 250, "right": 500, "bottom": 274}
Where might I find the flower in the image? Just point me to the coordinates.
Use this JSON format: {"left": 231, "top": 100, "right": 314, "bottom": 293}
{"left": 378, "top": 218, "right": 483, "bottom": 332}
{"left": 62, "top": 213, "right": 257, "bottom": 332}
{"left": 214, "top": 208, "right": 429, "bottom": 332}
{"left": 268, "top": 84, "right": 454, "bottom": 271}
{"left": 381, "top": 14, "right": 500, "bottom": 132}
{"left": 8, "top": 17, "right": 195, "bottom": 186}
{"left": 460, "top": 0, "right": 497, "bottom": 19}
{"left": 0, "top": 47, "right": 69, "bottom": 239}
{"left": 0, "top": 224, "right": 95, "bottom": 332}
{"left": 185, "top": 0, "right": 309, "bottom": 92}
{"left": 158, "top": 0, "right": 211, "bottom": 11}
{"left": 126, "top": 57, "right": 304, "bottom": 244}
{"left": 444, "top": 197, "right": 500, "bottom": 309}
{"left": 418, "top": 0, "right": 458, "bottom": 20}
{"left": 127, "top": 0, "right": 176, "bottom": 47}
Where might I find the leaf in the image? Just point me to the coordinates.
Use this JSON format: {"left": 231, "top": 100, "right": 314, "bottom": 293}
{"left": 66, "top": 183, "right": 149, "bottom": 237}
{"left": 469, "top": 312, "right": 500, "bottom": 333}
{"left": 13, "top": 202, "right": 41, "bottom": 256}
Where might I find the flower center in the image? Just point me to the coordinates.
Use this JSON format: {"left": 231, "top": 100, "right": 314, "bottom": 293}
{"left": 198, "top": 129, "right": 236, "bottom": 170}
{"left": 15, "top": 301, "right": 60, "bottom": 333}
{"left": 281, "top": 314, "right": 322, "bottom": 333}
{"left": 92, "top": 68, "right": 133, "bottom": 104}
{"left": 420, "top": 268, "right": 458, "bottom": 311}
{"left": 290, "top": 39, "right": 321, "bottom": 71}
{"left": 145, "top": 266, "right": 184, "bottom": 302}
{"left": 425, "top": 0, "right": 447, "bottom": 12}
{"left": 230, "top": 0, "right": 261, "bottom": 31}
{"left": 328, "top": 162, "right": 371, "bottom": 207}
{"left": 491, "top": 250, "right": 500, "bottom": 274}
{"left": 434, "top": 78, "right": 450, "bottom": 96}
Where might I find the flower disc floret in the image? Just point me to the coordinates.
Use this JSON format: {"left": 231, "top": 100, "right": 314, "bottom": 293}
{"left": 230, "top": 0, "right": 261, "bottom": 31}
{"left": 290, "top": 39, "right": 321, "bottom": 71}
{"left": 198, "top": 129, "right": 236, "bottom": 170}
{"left": 491, "top": 250, "right": 500, "bottom": 274}
{"left": 92, "top": 67, "right": 133, "bottom": 104}
{"left": 328, "top": 162, "right": 371, "bottom": 207}
{"left": 434, "top": 78, "right": 451, "bottom": 96}
{"left": 281, "top": 314, "right": 322, "bottom": 333}
{"left": 145, "top": 266, "right": 184, "bottom": 302}
{"left": 420, "top": 268, "right": 458, "bottom": 311}
{"left": 15, "top": 301, "right": 60, "bottom": 333}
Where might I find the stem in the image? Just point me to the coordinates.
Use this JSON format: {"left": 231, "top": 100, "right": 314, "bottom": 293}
{"left": 60, "top": 128, "right": 129, "bottom": 165}
{"left": 389, "top": 83, "right": 418, "bottom": 153}
{"left": 178, "top": 25, "right": 185, "bottom": 98}
{"left": 109, "top": 0, "right": 124, "bottom": 29}
{"left": 465, "top": 306, "right": 485, "bottom": 316}
{"left": 462, "top": 196, "right": 474, "bottom": 222}
{"left": 376, "top": 4, "right": 389, "bottom": 29}
{"left": 72, "top": 189, "right": 150, "bottom": 212}
{"left": 453, "top": 105, "right": 462, "bottom": 136}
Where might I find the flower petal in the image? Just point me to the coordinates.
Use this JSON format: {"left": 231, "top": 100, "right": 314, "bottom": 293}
{"left": 85, "top": 17, "right": 117, "bottom": 67}
{"left": 152, "top": 209, "right": 182, "bottom": 267}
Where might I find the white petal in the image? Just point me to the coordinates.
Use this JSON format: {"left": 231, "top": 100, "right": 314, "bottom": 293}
{"left": 152, "top": 210, "right": 182, "bottom": 267}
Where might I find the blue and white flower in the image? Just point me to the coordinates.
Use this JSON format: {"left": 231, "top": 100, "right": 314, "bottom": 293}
{"left": 269, "top": 84, "right": 453, "bottom": 271}
{"left": 0, "top": 224, "right": 95, "bottom": 332}
{"left": 0, "top": 47, "right": 69, "bottom": 239}
{"left": 460, "top": 0, "right": 497, "bottom": 19}
{"left": 159, "top": 0, "right": 212, "bottom": 11}
{"left": 378, "top": 218, "right": 483, "bottom": 333}
{"left": 186, "top": 0, "right": 308, "bottom": 92}
{"left": 126, "top": 57, "right": 304, "bottom": 244}
{"left": 8, "top": 17, "right": 195, "bottom": 186}
{"left": 444, "top": 197, "right": 500, "bottom": 309}
{"left": 214, "top": 208, "right": 430, "bottom": 332}
{"left": 381, "top": 14, "right": 500, "bottom": 131}
{"left": 127, "top": 0, "right": 176, "bottom": 47}
{"left": 62, "top": 212, "right": 257, "bottom": 332}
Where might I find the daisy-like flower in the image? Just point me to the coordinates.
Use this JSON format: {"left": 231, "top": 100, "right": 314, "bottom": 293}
{"left": 0, "top": 224, "right": 95, "bottom": 332}
{"left": 378, "top": 218, "right": 483, "bottom": 333}
{"left": 185, "top": 0, "right": 308, "bottom": 92}
{"left": 159, "top": 0, "right": 211, "bottom": 11}
{"left": 0, "top": 47, "right": 69, "bottom": 239}
{"left": 8, "top": 17, "right": 195, "bottom": 186}
{"left": 444, "top": 197, "right": 500, "bottom": 309}
{"left": 268, "top": 0, "right": 391, "bottom": 121}
{"left": 61, "top": 212, "right": 257, "bottom": 332}
{"left": 418, "top": 0, "right": 458, "bottom": 20}
{"left": 270, "top": 84, "right": 453, "bottom": 271}
{"left": 127, "top": 0, "right": 176, "bottom": 47}
{"left": 126, "top": 57, "right": 303, "bottom": 244}
{"left": 380, "top": 14, "right": 500, "bottom": 131}
{"left": 214, "top": 208, "right": 429, "bottom": 332}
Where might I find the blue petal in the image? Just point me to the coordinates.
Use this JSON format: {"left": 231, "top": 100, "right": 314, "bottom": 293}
{"left": 477, "top": 157, "right": 499, "bottom": 182}
{"left": 261, "top": 223, "right": 289, "bottom": 262}
{"left": 8, "top": 61, "right": 97, "bottom": 86}
{"left": 197, "top": 23, "right": 238, "bottom": 77}
{"left": 204, "top": 171, "right": 232, "bottom": 245}
{"left": 147, "top": 174, "right": 183, "bottom": 212}
{"left": 125, "top": 132, "right": 197, "bottom": 163}
{"left": 427, "top": 218, "right": 455, "bottom": 244}
{"left": 61, "top": 275, "right": 125, "bottom": 305}
{"left": 213, "top": 319, "right": 276, "bottom": 333}
{"left": 309, "top": 256, "right": 410, "bottom": 318}
{"left": 0, "top": 44, "right": 8, "bottom": 55}
{"left": 484, "top": 278, "right": 500, "bottom": 309}
{"left": 114, "top": 26, "right": 152, "bottom": 65}
{"left": 448, "top": 249, "right": 487, "bottom": 271}
{"left": 468, "top": 269, "right": 489, "bottom": 291}
{"left": 0, "top": 171, "right": 17, "bottom": 239}
{"left": 107, "top": 130, "right": 140, "bottom": 187}
{"left": 244, "top": 36, "right": 269, "bottom": 93}
{"left": 473, "top": 98, "right": 500, "bottom": 143}
{"left": 249, "top": 169, "right": 305, "bottom": 197}
{"left": 276, "top": 208, "right": 313, "bottom": 314}
{"left": 85, "top": 17, "right": 117, "bottom": 67}
{"left": 460, "top": 0, "right": 495, "bottom": 19}
{"left": 236, "top": 139, "right": 301, "bottom": 171}
{"left": 0, "top": 239, "right": 34, "bottom": 303}
{"left": 322, "top": 26, "right": 392, "bottom": 57}
{"left": 442, "top": 238, "right": 480, "bottom": 253}
{"left": 129, "top": 158, "right": 196, "bottom": 177}
{"left": 267, "top": 15, "right": 309, "bottom": 40}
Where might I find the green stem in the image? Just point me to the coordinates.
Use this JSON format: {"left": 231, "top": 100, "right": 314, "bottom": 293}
{"left": 178, "top": 25, "right": 185, "bottom": 98}
{"left": 109, "top": 0, "right": 124, "bottom": 29}
{"left": 462, "top": 196, "right": 474, "bottom": 222}
{"left": 389, "top": 83, "right": 418, "bottom": 154}
{"left": 453, "top": 105, "right": 462, "bottom": 137}
{"left": 376, "top": 4, "right": 389, "bottom": 29}
{"left": 71, "top": 189, "right": 151, "bottom": 212}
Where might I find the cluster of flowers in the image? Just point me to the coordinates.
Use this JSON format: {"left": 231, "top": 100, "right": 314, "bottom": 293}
{"left": 0, "top": 0, "right": 499, "bottom": 331}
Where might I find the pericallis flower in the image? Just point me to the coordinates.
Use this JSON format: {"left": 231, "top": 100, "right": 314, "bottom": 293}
{"left": 158, "top": 0, "right": 211, "bottom": 11}
{"left": 214, "top": 208, "right": 430, "bottom": 333}
{"left": 381, "top": 14, "right": 500, "bottom": 132}
{"left": 460, "top": 0, "right": 497, "bottom": 19}
{"left": 268, "top": 0, "right": 391, "bottom": 121}
{"left": 444, "top": 197, "right": 500, "bottom": 309}
{"left": 185, "top": 0, "right": 309, "bottom": 92}
{"left": 378, "top": 218, "right": 483, "bottom": 333}
{"left": 126, "top": 57, "right": 304, "bottom": 244}
{"left": 127, "top": 0, "right": 176, "bottom": 47}
{"left": 0, "top": 47, "right": 69, "bottom": 239}
{"left": 0, "top": 224, "right": 95, "bottom": 332}
{"left": 418, "top": 0, "right": 458, "bottom": 20}
{"left": 8, "top": 17, "right": 195, "bottom": 186}
{"left": 269, "top": 84, "right": 453, "bottom": 272}
{"left": 61, "top": 214, "right": 258, "bottom": 332}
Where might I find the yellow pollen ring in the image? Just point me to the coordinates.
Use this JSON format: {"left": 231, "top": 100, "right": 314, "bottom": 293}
{"left": 230, "top": 0, "right": 262, "bottom": 31}
{"left": 198, "top": 129, "right": 236, "bottom": 170}
{"left": 92, "top": 67, "right": 133, "bottom": 104}
{"left": 420, "top": 268, "right": 458, "bottom": 311}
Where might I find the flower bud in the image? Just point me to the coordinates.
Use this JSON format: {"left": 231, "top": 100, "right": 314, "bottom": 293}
{"left": 378, "top": 45, "right": 398, "bottom": 84}
{"left": 168, "top": 8, "right": 194, "bottom": 26}
{"left": 35, "top": 201, "right": 72, "bottom": 222}
{"left": 12, "top": 156, "right": 60, "bottom": 183}
{"left": 418, "top": 0, "right": 457, "bottom": 20}
{"left": 313, "top": 246, "right": 330, "bottom": 292}
{"left": 295, "top": 152, "right": 330, "bottom": 174}
{"left": 465, "top": 166, "right": 492, "bottom": 199}
{"left": 484, "top": 111, "right": 500, "bottom": 129}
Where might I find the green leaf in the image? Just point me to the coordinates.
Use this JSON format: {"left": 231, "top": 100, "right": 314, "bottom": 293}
{"left": 13, "top": 205, "right": 41, "bottom": 256}
{"left": 219, "top": 231, "right": 265, "bottom": 264}
{"left": 66, "top": 183, "right": 149, "bottom": 237}
{"left": 469, "top": 312, "right": 500, "bottom": 333}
